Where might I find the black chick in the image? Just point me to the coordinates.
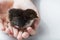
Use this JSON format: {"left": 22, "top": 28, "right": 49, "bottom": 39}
{"left": 9, "top": 8, "right": 38, "bottom": 31}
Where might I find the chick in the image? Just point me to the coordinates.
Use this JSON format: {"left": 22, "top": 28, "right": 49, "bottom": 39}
{"left": 9, "top": 8, "right": 38, "bottom": 31}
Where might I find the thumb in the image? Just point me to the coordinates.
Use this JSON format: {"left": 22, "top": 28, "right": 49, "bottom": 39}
{"left": 0, "top": 0, "right": 13, "bottom": 12}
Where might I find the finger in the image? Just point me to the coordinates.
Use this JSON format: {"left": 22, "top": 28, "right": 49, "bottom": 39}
{"left": 3, "top": 22, "right": 7, "bottom": 31}
{"left": 13, "top": 27, "right": 18, "bottom": 37}
{"left": 22, "top": 32, "right": 29, "bottom": 39}
{"left": 27, "top": 27, "right": 36, "bottom": 35}
{"left": 4, "top": 23, "right": 13, "bottom": 36}
{"left": 5, "top": 27, "right": 13, "bottom": 37}
{"left": 1, "top": 27, "right": 5, "bottom": 31}
{"left": 0, "top": 19, "right": 5, "bottom": 31}
{"left": 8, "top": 23, "right": 13, "bottom": 34}
{"left": 33, "top": 18, "right": 40, "bottom": 29}
{"left": 17, "top": 31, "right": 22, "bottom": 40}
{"left": 5, "top": 27, "right": 11, "bottom": 34}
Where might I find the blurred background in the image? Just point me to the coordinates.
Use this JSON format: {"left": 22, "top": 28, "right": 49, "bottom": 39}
{"left": 0, "top": 0, "right": 60, "bottom": 40}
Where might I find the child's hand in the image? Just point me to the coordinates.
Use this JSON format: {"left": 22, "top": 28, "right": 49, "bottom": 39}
{"left": 1, "top": 18, "right": 40, "bottom": 40}
{"left": 0, "top": 0, "right": 40, "bottom": 40}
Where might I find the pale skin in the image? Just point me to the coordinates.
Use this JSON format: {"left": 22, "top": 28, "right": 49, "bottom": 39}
{"left": 0, "top": 0, "right": 40, "bottom": 40}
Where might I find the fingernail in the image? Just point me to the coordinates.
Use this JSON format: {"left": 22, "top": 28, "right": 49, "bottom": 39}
{"left": 22, "top": 32, "right": 29, "bottom": 39}
{"left": 27, "top": 27, "right": 36, "bottom": 35}
{"left": 17, "top": 31, "right": 22, "bottom": 40}
{"left": 27, "top": 27, "right": 32, "bottom": 32}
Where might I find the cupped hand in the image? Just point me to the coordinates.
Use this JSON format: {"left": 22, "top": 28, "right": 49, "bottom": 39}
{"left": 1, "top": 18, "right": 40, "bottom": 40}
{"left": 0, "top": 0, "right": 40, "bottom": 40}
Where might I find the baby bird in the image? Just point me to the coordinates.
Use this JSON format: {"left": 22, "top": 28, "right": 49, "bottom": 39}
{"left": 9, "top": 8, "right": 38, "bottom": 31}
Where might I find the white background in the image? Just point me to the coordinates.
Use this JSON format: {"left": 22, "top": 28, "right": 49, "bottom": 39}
{"left": 40, "top": 0, "right": 60, "bottom": 40}
{"left": 0, "top": 0, "right": 60, "bottom": 40}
